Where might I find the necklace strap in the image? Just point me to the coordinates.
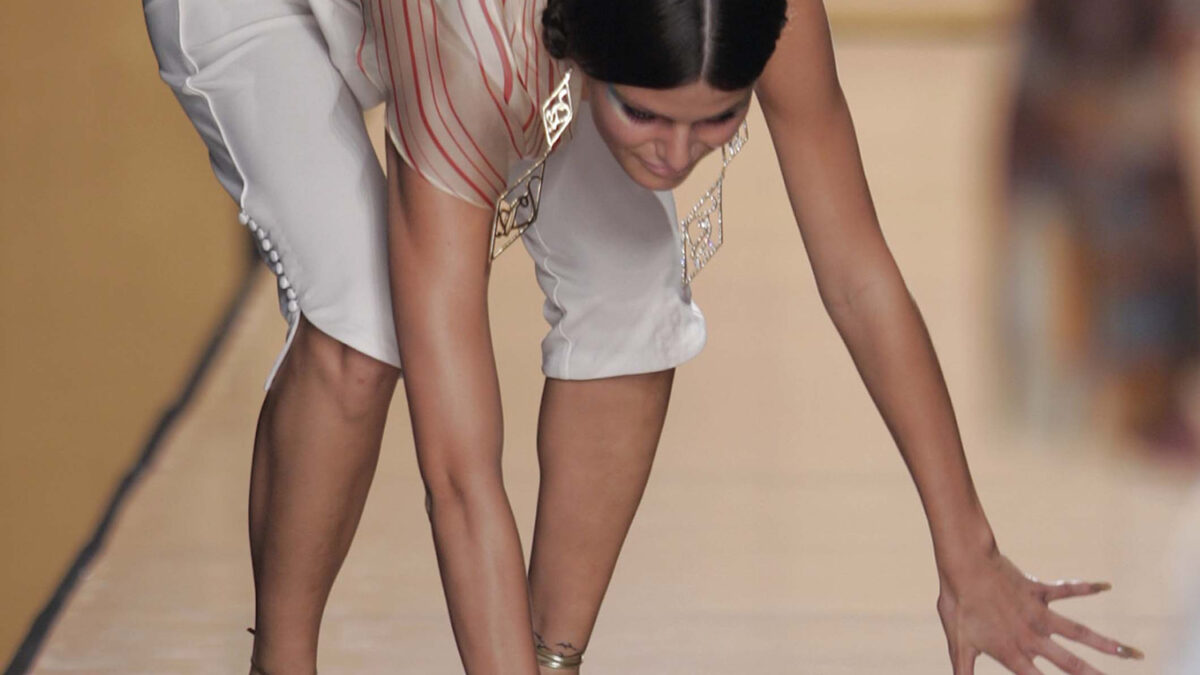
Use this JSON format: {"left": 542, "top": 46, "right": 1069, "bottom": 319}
{"left": 678, "top": 119, "right": 750, "bottom": 286}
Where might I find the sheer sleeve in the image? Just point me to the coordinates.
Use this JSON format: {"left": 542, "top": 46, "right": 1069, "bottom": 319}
{"left": 358, "top": 0, "right": 566, "bottom": 208}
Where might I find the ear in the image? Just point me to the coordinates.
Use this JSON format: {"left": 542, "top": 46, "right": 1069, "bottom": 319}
{"left": 577, "top": 69, "right": 596, "bottom": 102}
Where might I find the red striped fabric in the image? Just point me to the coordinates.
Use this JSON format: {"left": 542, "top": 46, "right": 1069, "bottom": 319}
{"left": 359, "top": 0, "right": 564, "bottom": 209}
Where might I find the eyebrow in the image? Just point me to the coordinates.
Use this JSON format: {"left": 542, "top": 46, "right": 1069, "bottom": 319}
{"left": 607, "top": 84, "right": 749, "bottom": 123}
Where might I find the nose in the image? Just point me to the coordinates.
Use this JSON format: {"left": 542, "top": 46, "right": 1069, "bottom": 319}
{"left": 660, "top": 124, "right": 692, "bottom": 174}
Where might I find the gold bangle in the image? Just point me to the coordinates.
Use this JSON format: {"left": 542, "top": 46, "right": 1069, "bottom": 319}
{"left": 535, "top": 644, "right": 584, "bottom": 669}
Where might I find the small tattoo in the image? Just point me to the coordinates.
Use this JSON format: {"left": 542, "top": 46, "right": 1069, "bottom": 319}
{"left": 532, "top": 631, "right": 580, "bottom": 655}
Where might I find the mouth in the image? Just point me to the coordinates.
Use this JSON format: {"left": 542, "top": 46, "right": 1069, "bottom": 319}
{"left": 639, "top": 158, "right": 683, "bottom": 180}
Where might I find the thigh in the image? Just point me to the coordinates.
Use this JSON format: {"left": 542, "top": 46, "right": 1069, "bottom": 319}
{"left": 144, "top": 0, "right": 399, "bottom": 376}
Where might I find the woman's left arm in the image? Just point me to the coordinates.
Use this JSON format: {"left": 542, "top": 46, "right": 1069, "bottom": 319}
{"left": 755, "top": 2, "right": 1142, "bottom": 673}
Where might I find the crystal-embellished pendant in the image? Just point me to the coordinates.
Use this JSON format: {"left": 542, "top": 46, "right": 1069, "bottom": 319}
{"left": 678, "top": 120, "right": 748, "bottom": 286}
{"left": 490, "top": 69, "right": 576, "bottom": 261}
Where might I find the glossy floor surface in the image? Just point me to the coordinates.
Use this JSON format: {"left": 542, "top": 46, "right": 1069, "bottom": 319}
{"left": 28, "top": 35, "right": 1200, "bottom": 674}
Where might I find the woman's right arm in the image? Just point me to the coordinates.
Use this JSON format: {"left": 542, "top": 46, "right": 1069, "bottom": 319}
{"left": 384, "top": 145, "right": 540, "bottom": 674}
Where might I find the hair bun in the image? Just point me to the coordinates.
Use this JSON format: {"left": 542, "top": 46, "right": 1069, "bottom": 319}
{"left": 542, "top": 0, "right": 569, "bottom": 59}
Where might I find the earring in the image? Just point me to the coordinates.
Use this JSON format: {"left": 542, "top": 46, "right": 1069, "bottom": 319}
{"left": 490, "top": 69, "right": 576, "bottom": 260}
{"left": 678, "top": 119, "right": 749, "bottom": 286}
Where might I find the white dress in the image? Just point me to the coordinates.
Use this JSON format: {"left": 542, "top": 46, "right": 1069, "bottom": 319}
{"left": 360, "top": 0, "right": 709, "bottom": 379}
{"left": 145, "top": 0, "right": 708, "bottom": 385}
{"left": 144, "top": 0, "right": 399, "bottom": 389}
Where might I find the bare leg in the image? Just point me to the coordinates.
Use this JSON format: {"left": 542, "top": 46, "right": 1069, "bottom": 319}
{"left": 527, "top": 369, "right": 676, "bottom": 673}
{"left": 247, "top": 314, "right": 399, "bottom": 673}
{"left": 385, "top": 146, "right": 541, "bottom": 674}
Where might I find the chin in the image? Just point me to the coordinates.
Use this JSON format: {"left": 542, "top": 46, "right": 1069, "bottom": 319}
{"left": 625, "top": 163, "right": 690, "bottom": 191}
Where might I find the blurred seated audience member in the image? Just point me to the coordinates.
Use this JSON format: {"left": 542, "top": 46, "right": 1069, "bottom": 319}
{"left": 1002, "top": 0, "right": 1200, "bottom": 459}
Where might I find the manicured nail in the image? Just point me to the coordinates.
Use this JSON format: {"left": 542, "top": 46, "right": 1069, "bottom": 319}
{"left": 1116, "top": 645, "right": 1144, "bottom": 660}
{"left": 1093, "top": 582, "right": 1112, "bottom": 592}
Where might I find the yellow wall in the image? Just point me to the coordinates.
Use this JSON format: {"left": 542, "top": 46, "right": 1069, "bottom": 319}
{"left": 0, "top": 2, "right": 246, "bottom": 663}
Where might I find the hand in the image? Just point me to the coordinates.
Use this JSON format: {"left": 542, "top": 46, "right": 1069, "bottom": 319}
{"left": 935, "top": 550, "right": 1144, "bottom": 674}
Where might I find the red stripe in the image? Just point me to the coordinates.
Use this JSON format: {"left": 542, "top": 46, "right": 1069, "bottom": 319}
{"left": 521, "top": 103, "right": 537, "bottom": 132}
{"left": 430, "top": 5, "right": 507, "bottom": 185}
{"left": 374, "top": 0, "right": 420, "bottom": 173}
{"left": 423, "top": 0, "right": 505, "bottom": 190}
{"left": 521, "top": 0, "right": 531, "bottom": 91}
{"left": 479, "top": 0, "right": 514, "bottom": 102}
{"left": 380, "top": 1, "right": 453, "bottom": 191}
{"left": 403, "top": 1, "right": 493, "bottom": 205}
{"left": 456, "top": 0, "right": 522, "bottom": 155}
{"left": 545, "top": 38, "right": 554, "bottom": 107}
{"left": 517, "top": 0, "right": 536, "bottom": 132}
{"left": 511, "top": 4, "right": 528, "bottom": 93}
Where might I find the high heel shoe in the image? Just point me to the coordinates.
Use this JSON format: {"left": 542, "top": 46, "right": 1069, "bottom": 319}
{"left": 245, "top": 626, "right": 270, "bottom": 675}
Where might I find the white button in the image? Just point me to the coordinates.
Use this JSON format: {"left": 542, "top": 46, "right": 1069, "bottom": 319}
{"left": 278, "top": 276, "right": 291, "bottom": 290}
{"left": 274, "top": 263, "right": 283, "bottom": 275}
{"left": 269, "top": 251, "right": 280, "bottom": 263}
{"left": 255, "top": 228, "right": 266, "bottom": 240}
{"left": 238, "top": 212, "right": 250, "bottom": 225}
{"left": 287, "top": 300, "right": 299, "bottom": 313}
{"left": 285, "top": 288, "right": 297, "bottom": 300}
{"left": 261, "top": 239, "right": 272, "bottom": 252}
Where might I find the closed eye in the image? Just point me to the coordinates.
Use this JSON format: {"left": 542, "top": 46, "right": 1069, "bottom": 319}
{"left": 621, "top": 104, "right": 658, "bottom": 123}
{"left": 705, "top": 111, "right": 738, "bottom": 125}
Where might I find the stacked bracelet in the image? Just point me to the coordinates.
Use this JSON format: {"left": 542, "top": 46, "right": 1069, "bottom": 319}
{"left": 535, "top": 644, "right": 584, "bottom": 669}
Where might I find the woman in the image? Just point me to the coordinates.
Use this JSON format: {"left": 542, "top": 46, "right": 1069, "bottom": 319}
{"left": 140, "top": 1, "right": 712, "bottom": 672}
{"left": 144, "top": 0, "right": 1140, "bottom": 673}
{"left": 364, "top": 0, "right": 1146, "bottom": 673}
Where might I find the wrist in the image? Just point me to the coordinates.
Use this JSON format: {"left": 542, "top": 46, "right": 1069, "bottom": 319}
{"left": 933, "top": 523, "right": 999, "bottom": 590}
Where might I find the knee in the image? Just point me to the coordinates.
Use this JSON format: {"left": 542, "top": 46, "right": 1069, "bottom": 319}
{"left": 336, "top": 348, "right": 400, "bottom": 417}
{"left": 289, "top": 319, "right": 399, "bottom": 418}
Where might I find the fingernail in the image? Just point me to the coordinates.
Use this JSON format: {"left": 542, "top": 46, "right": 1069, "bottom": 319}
{"left": 1093, "top": 582, "right": 1112, "bottom": 592}
{"left": 1117, "top": 645, "right": 1144, "bottom": 660}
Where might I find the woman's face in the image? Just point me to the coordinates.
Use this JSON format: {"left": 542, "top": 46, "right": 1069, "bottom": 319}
{"left": 583, "top": 75, "right": 753, "bottom": 191}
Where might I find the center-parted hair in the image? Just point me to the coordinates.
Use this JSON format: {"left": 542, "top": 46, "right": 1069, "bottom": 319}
{"left": 542, "top": 0, "right": 788, "bottom": 92}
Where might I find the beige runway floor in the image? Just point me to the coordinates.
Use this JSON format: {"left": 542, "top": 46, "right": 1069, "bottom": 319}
{"left": 28, "top": 36, "right": 1200, "bottom": 674}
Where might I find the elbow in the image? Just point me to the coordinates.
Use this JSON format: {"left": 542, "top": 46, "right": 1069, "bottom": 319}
{"left": 819, "top": 266, "right": 908, "bottom": 322}
{"left": 819, "top": 274, "right": 880, "bottom": 319}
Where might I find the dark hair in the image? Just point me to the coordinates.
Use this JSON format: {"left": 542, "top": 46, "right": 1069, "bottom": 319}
{"left": 543, "top": 0, "right": 788, "bottom": 91}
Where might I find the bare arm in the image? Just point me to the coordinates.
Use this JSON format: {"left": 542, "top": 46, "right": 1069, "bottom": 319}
{"left": 756, "top": 0, "right": 994, "bottom": 576}
{"left": 385, "top": 146, "right": 540, "bottom": 674}
{"left": 755, "top": 2, "right": 1140, "bottom": 672}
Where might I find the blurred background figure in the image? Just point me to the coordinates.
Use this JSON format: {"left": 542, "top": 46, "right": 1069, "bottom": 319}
{"left": 1001, "top": 0, "right": 1200, "bottom": 459}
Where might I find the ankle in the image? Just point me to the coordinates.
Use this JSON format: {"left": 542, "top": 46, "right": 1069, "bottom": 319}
{"left": 533, "top": 633, "right": 585, "bottom": 672}
{"left": 247, "top": 627, "right": 318, "bottom": 675}
{"left": 248, "top": 654, "right": 317, "bottom": 675}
